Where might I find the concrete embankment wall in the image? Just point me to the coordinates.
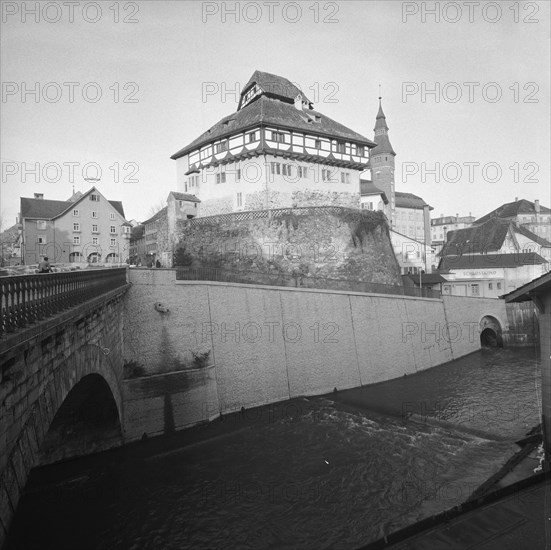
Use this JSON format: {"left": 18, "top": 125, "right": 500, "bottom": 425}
{"left": 122, "top": 269, "right": 507, "bottom": 440}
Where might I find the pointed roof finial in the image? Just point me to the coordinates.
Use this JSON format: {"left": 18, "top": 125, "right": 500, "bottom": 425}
{"left": 378, "top": 83, "right": 381, "bottom": 101}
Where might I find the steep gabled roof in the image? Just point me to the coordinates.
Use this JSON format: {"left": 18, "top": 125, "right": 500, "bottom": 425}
{"left": 169, "top": 192, "right": 201, "bottom": 203}
{"left": 395, "top": 192, "right": 432, "bottom": 210}
{"left": 515, "top": 224, "right": 551, "bottom": 247}
{"left": 20, "top": 187, "right": 126, "bottom": 220}
{"left": 440, "top": 218, "right": 551, "bottom": 257}
{"left": 439, "top": 252, "right": 547, "bottom": 270}
{"left": 359, "top": 179, "right": 388, "bottom": 203}
{"left": 474, "top": 199, "right": 551, "bottom": 224}
{"left": 143, "top": 206, "right": 167, "bottom": 226}
{"left": 20, "top": 198, "right": 70, "bottom": 219}
{"left": 440, "top": 218, "right": 509, "bottom": 256}
{"left": 240, "top": 70, "right": 312, "bottom": 108}
{"left": 171, "top": 92, "right": 375, "bottom": 160}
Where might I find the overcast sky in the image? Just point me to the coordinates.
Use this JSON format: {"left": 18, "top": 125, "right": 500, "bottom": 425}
{"left": 1, "top": 0, "right": 550, "bottom": 226}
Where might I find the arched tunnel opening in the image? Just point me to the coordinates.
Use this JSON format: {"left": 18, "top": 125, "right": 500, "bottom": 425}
{"left": 38, "top": 374, "right": 122, "bottom": 466}
{"left": 480, "top": 327, "right": 504, "bottom": 348}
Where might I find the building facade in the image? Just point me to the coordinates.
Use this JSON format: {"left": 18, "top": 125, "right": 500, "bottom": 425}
{"left": 474, "top": 198, "right": 551, "bottom": 241}
{"left": 171, "top": 71, "right": 376, "bottom": 217}
{"left": 129, "top": 191, "right": 200, "bottom": 266}
{"left": 20, "top": 188, "right": 131, "bottom": 265}
{"left": 431, "top": 213, "right": 475, "bottom": 256}
{"left": 438, "top": 217, "right": 551, "bottom": 297}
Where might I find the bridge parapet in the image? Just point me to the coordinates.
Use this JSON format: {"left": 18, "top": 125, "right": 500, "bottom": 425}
{"left": 0, "top": 269, "right": 129, "bottom": 546}
{"left": 0, "top": 268, "right": 128, "bottom": 340}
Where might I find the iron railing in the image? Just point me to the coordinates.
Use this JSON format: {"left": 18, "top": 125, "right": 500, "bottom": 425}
{"left": 0, "top": 268, "right": 127, "bottom": 339}
{"left": 175, "top": 267, "right": 441, "bottom": 299}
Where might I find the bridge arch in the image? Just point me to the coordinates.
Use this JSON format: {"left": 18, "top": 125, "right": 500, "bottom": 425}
{"left": 479, "top": 315, "right": 503, "bottom": 347}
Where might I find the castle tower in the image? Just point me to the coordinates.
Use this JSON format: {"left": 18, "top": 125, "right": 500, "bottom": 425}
{"left": 371, "top": 97, "right": 396, "bottom": 225}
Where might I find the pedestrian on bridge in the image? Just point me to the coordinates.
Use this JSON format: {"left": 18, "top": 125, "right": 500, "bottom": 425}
{"left": 38, "top": 257, "right": 52, "bottom": 273}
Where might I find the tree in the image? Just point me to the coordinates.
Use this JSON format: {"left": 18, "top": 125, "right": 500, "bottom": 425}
{"left": 173, "top": 247, "right": 193, "bottom": 267}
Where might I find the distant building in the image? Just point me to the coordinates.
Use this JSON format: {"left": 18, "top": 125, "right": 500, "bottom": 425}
{"left": 431, "top": 213, "right": 475, "bottom": 256}
{"left": 19, "top": 187, "right": 131, "bottom": 265}
{"left": 439, "top": 253, "right": 548, "bottom": 298}
{"left": 438, "top": 217, "right": 551, "bottom": 297}
{"left": 359, "top": 180, "right": 387, "bottom": 212}
{"left": 474, "top": 198, "right": 551, "bottom": 241}
{"left": 129, "top": 191, "right": 200, "bottom": 266}
{"left": 361, "top": 102, "right": 433, "bottom": 251}
{"left": 394, "top": 192, "right": 433, "bottom": 245}
{"left": 391, "top": 230, "right": 436, "bottom": 275}
{"left": 171, "top": 70, "right": 375, "bottom": 216}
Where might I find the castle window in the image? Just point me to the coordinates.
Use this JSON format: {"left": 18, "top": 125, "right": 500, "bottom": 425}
{"left": 341, "top": 172, "right": 350, "bottom": 184}
{"left": 356, "top": 145, "right": 365, "bottom": 156}
{"left": 271, "top": 131, "right": 286, "bottom": 143}
{"left": 489, "top": 283, "right": 493, "bottom": 290}
{"left": 92, "top": 225, "right": 99, "bottom": 232}
{"left": 73, "top": 209, "right": 79, "bottom": 217}
{"left": 73, "top": 223, "right": 80, "bottom": 232}
{"left": 315, "top": 139, "right": 322, "bottom": 149}
{"left": 93, "top": 237, "right": 99, "bottom": 245}
{"left": 236, "top": 169, "right": 241, "bottom": 182}
{"left": 216, "top": 172, "right": 226, "bottom": 184}
{"left": 90, "top": 194, "right": 99, "bottom": 202}
{"left": 237, "top": 192, "right": 243, "bottom": 207}
{"left": 110, "top": 225, "right": 116, "bottom": 234}
{"left": 271, "top": 162, "right": 281, "bottom": 175}
{"left": 248, "top": 132, "right": 257, "bottom": 142}
{"left": 497, "top": 282, "right": 502, "bottom": 290}
{"left": 73, "top": 236, "right": 80, "bottom": 244}
{"left": 110, "top": 238, "right": 116, "bottom": 246}
{"left": 92, "top": 211, "right": 98, "bottom": 218}
{"left": 37, "top": 234, "right": 46, "bottom": 244}
{"left": 110, "top": 213, "right": 116, "bottom": 220}
{"left": 282, "top": 164, "right": 293, "bottom": 177}
{"left": 215, "top": 141, "right": 228, "bottom": 153}
{"left": 471, "top": 284, "right": 480, "bottom": 296}
{"left": 335, "top": 141, "right": 346, "bottom": 153}
{"left": 322, "top": 169, "right": 335, "bottom": 182}
{"left": 298, "top": 166, "right": 308, "bottom": 178}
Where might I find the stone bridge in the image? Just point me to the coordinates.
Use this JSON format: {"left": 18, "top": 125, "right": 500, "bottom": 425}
{"left": 0, "top": 269, "right": 129, "bottom": 545}
{"left": 0, "top": 267, "right": 511, "bottom": 547}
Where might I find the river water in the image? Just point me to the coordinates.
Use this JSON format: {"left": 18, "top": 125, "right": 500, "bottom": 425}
{"left": 6, "top": 347, "right": 542, "bottom": 549}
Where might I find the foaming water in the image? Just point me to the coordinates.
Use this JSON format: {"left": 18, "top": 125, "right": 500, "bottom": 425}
{"left": 6, "top": 347, "right": 541, "bottom": 549}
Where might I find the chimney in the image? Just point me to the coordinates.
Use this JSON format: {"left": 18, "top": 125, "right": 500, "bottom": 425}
{"left": 34, "top": 193, "right": 44, "bottom": 200}
{"left": 515, "top": 197, "right": 518, "bottom": 202}
{"left": 294, "top": 94, "right": 303, "bottom": 110}
{"left": 535, "top": 199, "right": 540, "bottom": 213}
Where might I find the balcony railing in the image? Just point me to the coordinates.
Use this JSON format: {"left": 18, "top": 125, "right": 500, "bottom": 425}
{"left": 0, "top": 268, "right": 128, "bottom": 339}
{"left": 175, "top": 267, "right": 441, "bottom": 299}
